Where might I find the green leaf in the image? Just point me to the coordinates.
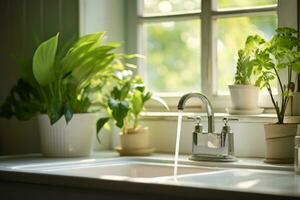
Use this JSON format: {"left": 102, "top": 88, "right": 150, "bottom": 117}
{"left": 244, "top": 35, "right": 265, "bottom": 54}
{"left": 283, "top": 90, "right": 294, "bottom": 97}
{"left": 71, "top": 32, "right": 104, "bottom": 50}
{"left": 33, "top": 33, "right": 59, "bottom": 86}
{"left": 62, "top": 40, "right": 116, "bottom": 76}
{"left": 131, "top": 91, "right": 143, "bottom": 117}
{"left": 64, "top": 104, "right": 74, "bottom": 124}
{"left": 142, "top": 91, "right": 152, "bottom": 103}
{"left": 108, "top": 98, "right": 129, "bottom": 128}
{"left": 255, "top": 76, "right": 263, "bottom": 87}
{"left": 133, "top": 84, "right": 145, "bottom": 93}
{"left": 120, "top": 82, "right": 131, "bottom": 100}
{"left": 111, "top": 86, "right": 121, "bottom": 99}
{"left": 47, "top": 97, "right": 63, "bottom": 125}
{"left": 0, "top": 79, "right": 42, "bottom": 121}
{"left": 234, "top": 34, "right": 266, "bottom": 85}
{"left": 56, "top": 35, "right": 77, "bottom": 61}
{"left": 292, "top": 60, "right": 300, "bottom": 73}
{"left": 111, "top": 82, "right": 131, "bottom": 100}
{"left": 96, "top": 117, "right": 110, "bottom": 143}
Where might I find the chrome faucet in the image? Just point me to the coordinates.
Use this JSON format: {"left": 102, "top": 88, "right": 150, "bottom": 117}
{"left": 178, "top": 92, "right": 237, "bottom": 162}
{"left": 178, "top": 93, "right": 214, "bottom": 134}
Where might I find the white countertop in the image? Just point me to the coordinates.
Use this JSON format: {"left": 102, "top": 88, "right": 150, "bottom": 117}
{"left": 0, "top": 151, "right": 299, "bottom": 200}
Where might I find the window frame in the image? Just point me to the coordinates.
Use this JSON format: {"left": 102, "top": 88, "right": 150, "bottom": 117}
{"left": 125, "top": 0, "right": 298, "bottom": 112}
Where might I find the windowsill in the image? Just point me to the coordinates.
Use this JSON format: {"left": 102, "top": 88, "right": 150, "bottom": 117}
{"left": 145, "top": 94, "right": 277, "bottom": 113}
{"left": 140, "top": 111, "right": 300, "bottom": 123}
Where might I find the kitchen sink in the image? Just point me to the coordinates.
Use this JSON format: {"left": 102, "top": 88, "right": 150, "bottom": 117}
{"left": 47, "top": 162, "right": 219, "bottom": 179}
{"left": 0, "top": 154, "right": 298, "bottom": 199}
{"left": 12, "top": 158, "right": 222, "bottom": 179}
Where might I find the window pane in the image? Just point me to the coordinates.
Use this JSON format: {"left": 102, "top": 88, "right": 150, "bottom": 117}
{"left": 142, "top": 0, "right": 201, "bottom": 16}
{"left": 216, "top": 15, "right": 277, "bottom": 95}
{"left": 216, "top": 0, "right": 277, "bottom": 10}
{"left": 143, "top": 20, "right": 201, "bottom": 93}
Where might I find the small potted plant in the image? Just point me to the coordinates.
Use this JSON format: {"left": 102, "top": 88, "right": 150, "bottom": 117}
{"left": 228, "top": 35, "right": 265, "bottom": 114}
{"left": 0, "top": 32, "right": 131, "bottom": 157}
{"left": 254, "top": 27, "right": 300, "bottom": 163}
{"left": 96, "top": 71, "right": 168, "bottom": 156}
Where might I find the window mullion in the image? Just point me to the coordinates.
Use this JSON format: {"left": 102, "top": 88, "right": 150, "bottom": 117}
{"left": 201, "top": 0, "right": 213, "bottom": 98}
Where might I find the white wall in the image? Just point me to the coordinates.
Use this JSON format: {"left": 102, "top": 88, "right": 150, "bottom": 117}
{"left": 79, "top": 0, "right": 125, "bottom": 52}
{"left": 110, "top": 114, "right": 300, "bottom": 158}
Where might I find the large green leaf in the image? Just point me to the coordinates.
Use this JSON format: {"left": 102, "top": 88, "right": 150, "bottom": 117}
{"left": 71, "top": 32, "right": 104, "bottom": 50}
{"left": 96, "top": 117, "right": 110, "bottom": 143}
{"left": 33, "top": 33, "right": 59, "bottom": 86}
{"left": 47, "top": 97, "right": 63, "bottom": 125}
{"left": 108, "top": 98, "right": 129, "bottom": 128}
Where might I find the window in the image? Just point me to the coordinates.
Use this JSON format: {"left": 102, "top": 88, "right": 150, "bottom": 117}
{"left": 126, "top": 0, "right": 295, "bottom": 111}
{"left": 140, "top": 0, "right": 202, "bottom": 95}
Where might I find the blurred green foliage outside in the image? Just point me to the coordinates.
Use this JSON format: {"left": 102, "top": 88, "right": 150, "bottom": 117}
{"left": 142, "top": 0, "right": 277, "bottom": 94}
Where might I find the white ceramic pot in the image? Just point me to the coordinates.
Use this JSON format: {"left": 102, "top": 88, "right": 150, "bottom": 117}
{"left": 38, "top": 113, "right": 98, "bottom": 157}
{"left": 120, "top": 126, "right": 150, "bottom": 149}
{"left": 228, "top": 85, "right": 259, "bottom": 110}
{"left": 264, "top": 123, "right": 298, "bottom": 164}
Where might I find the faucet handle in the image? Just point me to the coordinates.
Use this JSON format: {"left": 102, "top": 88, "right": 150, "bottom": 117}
{"left": 187, "top": 116, "right": 202, "bottom": 125}
{"left": 223, "top": 117, "right": 238, "bottom": 126}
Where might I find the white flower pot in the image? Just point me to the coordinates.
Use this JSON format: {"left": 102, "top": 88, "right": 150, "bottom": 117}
{"left": 120, "top": 126, "right": 150, "bottom": 149}
{"left": 264, "top": 123, "right": 298, "bottom": 164}
{"left": 228, "top": 85, "right": 259, "bottom": 110}
{"left": 38, "top": 113, "right": 98, "bottom": 157}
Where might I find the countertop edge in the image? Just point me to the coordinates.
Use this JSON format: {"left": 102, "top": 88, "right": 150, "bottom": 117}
{"left": 0, "top": 170, "right": 298, "bottom": 200}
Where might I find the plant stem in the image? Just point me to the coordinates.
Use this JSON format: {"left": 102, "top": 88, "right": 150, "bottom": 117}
{"left": 123, "top": 117, "right": 129, "bottom": 134}
{"left": 49, "top": 83, "right": 55, "bottom": 97}
{"left": 266, "top": 82, "right": 281, "bottom": 123}
{"left": 273, "top": 66, "right": 284, "bottom": 94}
{"left": 134, "top": 115, "right": 138, "bottom": 129}
{"left": 277, "top": 66, "right": 293, "bottom": 124}
{"left": 273, "top": 66, "right": 285, "bottom": 122}
{"left": 38, "top": 87, "right": 48, "bottom": 112}
{"left": 58, "top": 79, "right": 62, "bottom": 103}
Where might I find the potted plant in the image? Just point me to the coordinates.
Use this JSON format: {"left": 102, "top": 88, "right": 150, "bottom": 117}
{"left": 0, "top": 32, "right": 131, "bottom": 157}
{"left": 254, "top": 27, "right": 300, "bottom": 163}
{"left": 96, "top": 72, "right": 168, "bottom": 156}
{"left": 228, "top": 35, "right": 265, "bottom": 114}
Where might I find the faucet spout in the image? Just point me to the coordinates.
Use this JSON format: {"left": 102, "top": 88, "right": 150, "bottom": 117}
{"left": 177, "top": 92, "right": 214, "bottom": 133}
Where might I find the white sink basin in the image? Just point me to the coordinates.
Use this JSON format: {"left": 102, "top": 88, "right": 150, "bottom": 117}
{"left": 41, "top": 162, "right": 220, "bottom": 179}
{"left": 13, "top": 159, "right": 221, "bottom": 179}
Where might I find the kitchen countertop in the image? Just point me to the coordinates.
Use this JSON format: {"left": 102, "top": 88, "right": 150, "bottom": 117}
{"left": 0, "top": 151, "right": 299, "bottom": 200}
